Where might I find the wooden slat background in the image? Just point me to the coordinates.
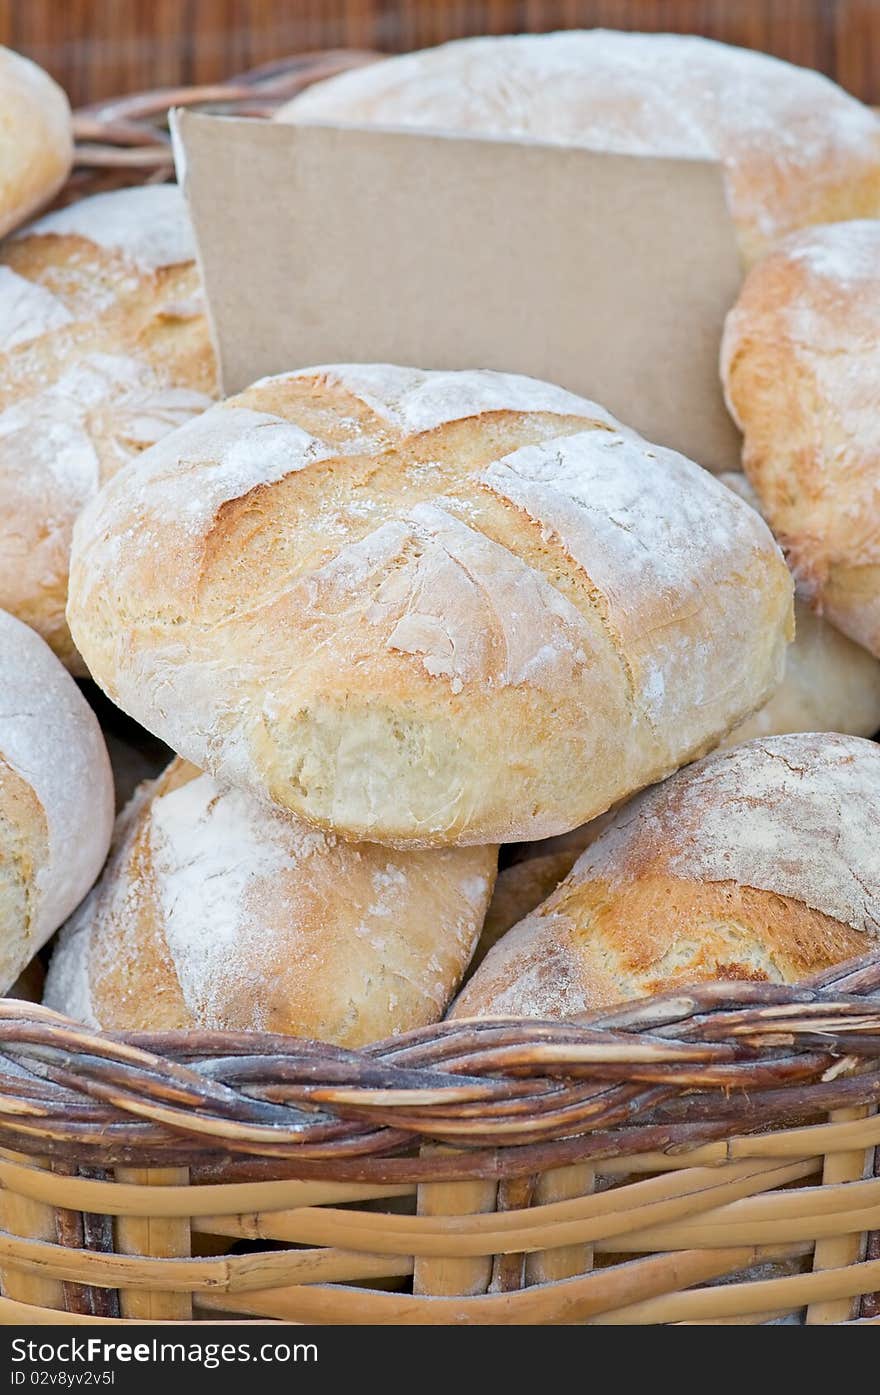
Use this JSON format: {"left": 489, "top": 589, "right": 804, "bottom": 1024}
{"left": 5, "top": 1, "right": 880, "bottom": 108}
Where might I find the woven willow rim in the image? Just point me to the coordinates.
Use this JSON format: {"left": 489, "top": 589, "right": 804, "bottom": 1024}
{"left": 60, "top": 49, "right": 379, "bottom": 202}
{"left": 2, "top": 951, "right": 879, "bottom": 1177}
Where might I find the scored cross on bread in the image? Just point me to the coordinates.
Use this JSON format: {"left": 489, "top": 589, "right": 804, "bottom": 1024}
{"left": 68, "top": 364, "right": 793, "bottom": 847}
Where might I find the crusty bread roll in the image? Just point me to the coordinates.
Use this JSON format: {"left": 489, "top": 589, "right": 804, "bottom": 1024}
{"left": 722, "top": 221, "right": 880, "bottom": 659}
{"left": 719, "top": 474, "right": 880, "bottom": 744}
{"left": 45, "top": 757, "right": 497, "bottom": 1043}
{"left": 278, "top": 31, "right": 880, "bottom": 265}
{"left": 67, "top": 364, "right": 793, "bottom": 847}
{"left": 0, "top": 610, "right": 113, "bottom": 990}
{"left": 0, "top": 48, "right": 71, "bottom": 237}
{"left": 0, "top": 185, "right": 217, "bottom": 671}
{"left": 452, "top": 733, "right": 880, "bottom": 1020}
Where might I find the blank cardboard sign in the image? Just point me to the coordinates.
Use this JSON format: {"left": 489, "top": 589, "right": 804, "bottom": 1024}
{"left": 173, "top": 110, "right": 743, "bottom": 470}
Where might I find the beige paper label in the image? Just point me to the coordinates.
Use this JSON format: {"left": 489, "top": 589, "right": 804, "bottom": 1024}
{"left": 174, "top": 110, "right": 743, "bottom": 470}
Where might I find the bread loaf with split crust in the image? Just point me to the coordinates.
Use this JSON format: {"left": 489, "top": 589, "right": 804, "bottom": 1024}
{"left": 0, "top": 47, "right": 72, "bottom": 237}
{"left": 452, "top": 734, "right": 880, "bottom": 1020}
{"left": 67, "top": 363, "right": 793, "bottom": 847}
{"left": 45, "top": 757, "right": 497, "bottom": 1044}
{"left": 722, "top": 220, "right": 880, "bottom": 660}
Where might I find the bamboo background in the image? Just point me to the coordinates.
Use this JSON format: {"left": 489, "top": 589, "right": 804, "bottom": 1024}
{"left": 5, "top": 1, "right": 880, "bottom": 108}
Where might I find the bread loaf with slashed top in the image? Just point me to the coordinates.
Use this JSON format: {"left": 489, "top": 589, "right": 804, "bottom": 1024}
{"left": 722, "top": 220, "right": 880, "bottom": 660}
{"left": 0, "top": 47, "right": 72, "bottom": 237}
{"left": 452, "top": 733, "right": 880, "bottom": 1020}
{"left": 67, "top": 363, "right": 793, "bottom": 847}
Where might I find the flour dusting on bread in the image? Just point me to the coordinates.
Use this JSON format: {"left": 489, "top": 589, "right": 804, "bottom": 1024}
{"left": 68, "top": 364, "right": 793, "bottom": 845}
{"left": 786, "top": 219, "right": 880, "bottom": 288}
{"left": 148, "top": 775, "right": 313, "bottom": 1029}
{"left": 46, "top": 758, "right": 496, "bottom": 1041}
{"left": 0, "top": 610, "right": 113, "bottom": 953}
{"left": 308, "top": 500, "right": 591, "bottom": 694}
{"left": 21, "top": 185, "right": 197, "bottom": 270}
{"left": 722, "top": 219, "right": 880, "bottom": 657}
{"left": 574, "top": 733, "right": 880, "bottom": 935}
{"left": 0, "top": 266, "right": 72, "bottom": 349}
{"left": 297, "top": 363, "right": 622, "bottom": 436}
{"left": 281, "top": 31, "right": 880, "bottom": 257}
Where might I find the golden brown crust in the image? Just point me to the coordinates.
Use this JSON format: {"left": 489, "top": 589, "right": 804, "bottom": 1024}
{"left": 474, "top": 813, "right": 618, "bottom": 970}
{"left": 452, "top": 734, "right": 880, "bottom": 1021}
{"left": 46, "top": 758, "right": 498, "bottom": 1045}
{"left": 89, "top": 761, "right": 191, "bottom": 1031}
{"left": 472, "top": 851, "right": 578, "bottom": 972}
{"left": 0, "top": 187, "right": 217, "bottom": 670}
{"left": 0, "top": 48, "right": 72, "bottom": 237}
{"left": 722, "top": 221, "right": 880, "bottom": 657}
{"left": 453, "top": 876, "right": 870, "bottom": 1021}
{"left": 68, "top": 365, "right": 793, "bottom": 846}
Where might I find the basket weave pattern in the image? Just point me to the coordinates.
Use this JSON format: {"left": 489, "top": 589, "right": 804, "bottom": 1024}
{"left": 2, "top": 954, "right": 880, "bottom": 1324}
{"left": 2, "top": 50, "right": 879, "bottom": 1325}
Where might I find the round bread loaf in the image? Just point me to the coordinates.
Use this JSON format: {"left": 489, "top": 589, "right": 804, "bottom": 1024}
{"left": 722, "top": 220, "right": 880, "bottom": 659}
{"left": 0, "top": 610, "right": 113, "bottom": 991}
{"left": 0, "top": 184, "right": 218, "bottom": 671}
{"left": 0, "top": 48, "right": 71, "bottom": 237}
{"left": 277, "top": 31, "right": 880, "bottom": 265}
{"left": 719, "top": 474, "right": 880, "bottom": 744}
{"left": 67, "top": 364, "right": 793, "bottom": 847}
{"left": 452, "top": 733, "right": 880, "bottom": 1020}
{"left": 44, "top": 757, "right": 497, "bottom": 1043}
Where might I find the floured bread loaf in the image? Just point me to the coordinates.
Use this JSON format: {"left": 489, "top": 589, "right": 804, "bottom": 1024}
{"left": 452, "top": 733, "right": 880, "bottom": 1021}
{"left": 720, "top": 474, "right": 880, "bottom": 744}
{"left": 0, "top": 48, "right": 71, "bottom": 236}
{"left": 0, "top": 610, "right": 113, "bottom": 991}
{"left": 0, "top": 184, "right": 217, "bottom": 670}
{"left": 722, "top": 220, "right": 880, "bottom": 659}
{"left": 278, "top": 31, "right": 880, "bottom": 264}
{"left": 68, "top": 364, "right": 793, "bottom": 847}
{"left": 45, "top": 757, "right": 497, "bottom": 1044}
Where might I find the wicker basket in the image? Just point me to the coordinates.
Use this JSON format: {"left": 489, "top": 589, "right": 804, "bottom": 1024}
{"left": 3, "top": 50, "right": 879, "bottom": 1327}
{"left": 2, "top": 955, "right": 880, "bottom": 1325}
{"left": 62, "top": 49, "right": 381, "bottom": 203}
